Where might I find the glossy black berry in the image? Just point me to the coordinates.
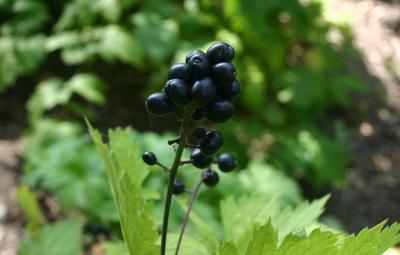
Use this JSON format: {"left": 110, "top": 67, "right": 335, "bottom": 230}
{"left": 192, "top": 127, "right": 207, "bottom": 141}
{"left": 223, "top": 80, "right": 240, "bottom": 101}
{"left": 172, "top": 179, "right": 185, "bottom": 195}
{"left": 202, "top": 169, "right": 219, "bottom": 187}
{"left": 145, "top": 92, "right": 173, "bottom": 116}
{"left": 186, "top": 50, "right": 210, "bottom": 79}
{"left": 217, "top": 153, "right": 237, "bottom": 172}
{"left": 205, "top": 100, "right": 235, "bottom": 123}
{"left": 211, "top": 62, "right": 236, "bottom": 85}
{"left": 164, "top": 79, "right": 191, "bottom": 106}
{"left": 142, "top": 151, "right": 157, "bottom": 165}
{"left": 191, "top": 148, "right": 213, "bottom": 169}
{"left": 191, "top": 77, "right": 217, "bottom": 106}
{"left": 200, "top": 131, "right": 223, "bottom": 155}
{"left": 168, "top": 63, "right": 192, "bottom": 83}
{"left": 206, "top": 42, "right": 235, "bottom": 64}
{"left": 192, "top": 108, "right": 205, "bottom": 121}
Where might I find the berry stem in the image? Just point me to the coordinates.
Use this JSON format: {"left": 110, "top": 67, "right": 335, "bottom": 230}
{"left": 156, "top": 161, "right": 170, "bottom": 172}
{"left": 175, "top": 176, "right": 205, "bottom": 255}
{"left": 179, "top": 160, "right": 193, "bottom": 165}
{"left": 161, "top": 103, "right": 195, "bottom": 255}
{"left": 168, "top": 137, "right": 181, "bottom": 145}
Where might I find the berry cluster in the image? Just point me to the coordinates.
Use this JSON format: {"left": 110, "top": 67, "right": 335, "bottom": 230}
{"left": 142, "top": 42, "right": 240, "bottom": 255}
{"left": 145, "top": 42, "right": 240, "bottom": 123}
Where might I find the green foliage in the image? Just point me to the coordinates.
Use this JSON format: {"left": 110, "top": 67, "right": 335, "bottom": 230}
{"left": 18, "top": 220, "right": 82, "bottom": 255}
{"left": 88, "top": 124, "right": 160, "bottom": 255}
{"left": 23, "top": 119, "right": 117, "bottom": 222}
{"left": 16, "top": 185, "right": 46, "bottom": 232}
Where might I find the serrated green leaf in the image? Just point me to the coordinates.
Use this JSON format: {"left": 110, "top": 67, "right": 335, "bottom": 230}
{"left": 166, "top": 233, "right": 209, "bottom": 255}
{"left": 219, "top": 241, "right": 239, "bottom": 255}
{"left": 16, "top": 185, "right": 45, "bottom": 232}
{"left": 245, "top": 221, "right": 278, "bottom": 255}
{"left": 88, "top": 123, "right": 160, "bottom": 255}
{"left": 18, "top": 220, "right": 82, "bottom": 255}
{"left": 276, "top": 229, "right": 338, "bottom": 255}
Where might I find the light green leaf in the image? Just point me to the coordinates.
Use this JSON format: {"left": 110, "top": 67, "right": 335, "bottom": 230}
{"left": 66, "top": 73, "right": 106, "bottom": 104}
{"left": 88, "top": 123, "right": 160, "bottom": 255}
{"left": 16, "top": 185, "right": 46, "bottom": 232}
{"left": 245, "top": 221, "right": 278, "bottom": 255}
{"left": 219, "top": 241, "right": 239, "bottom": 255}
{"left": 276, "top": 229, "right": 338, "bottom": 255}
{"left": 18, "top": 220, "right": 82, "bottom": 255}
{"left": 101, "top": 241, "right": 130, "bottom": 255}
{"left": 166, "top": 233, "right": 209, "bottom": 255}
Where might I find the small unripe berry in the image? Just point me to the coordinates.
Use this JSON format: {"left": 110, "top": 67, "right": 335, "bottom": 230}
{"left": 202, "top": 169, "right": 219, "bottom": 187}
{"left": 142, "top": 151, "right": 157, "bottom": 165}
{"left": 191, "top": 149, "right": 213, "bottom": 169}
{"left": 172, "top": 179, "right": 185, "bottom": 195}
{"left": 217, "top": 153, "right": 237, "bottom": 172}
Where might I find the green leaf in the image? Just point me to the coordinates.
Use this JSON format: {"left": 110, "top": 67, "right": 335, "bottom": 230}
{"left": 276, "top": 229, "right": 338, "bottom": 255}
{"left": 88, "top": 123, "right": 160, "bottom": 255}
{"left": 66, "top": 73, "right": 106, "bottom": 104}
{"left": 16, "top": 185, "right": 46, "bottom": 232}
{"left": 166, "top": 233, "right": 209, "bottom": 255}
{"left": 101, "top": 241, "right": 130, "bottom": 255}
{"left": 18, "top": 220, "right": 82, "bottom": 255}
{"left": 339, "top": 222, "right": 400, "bottom": 255}
{"left": 219, "top": 241, "right": 239, "bottom": 255}
{"left": 245, "top": 221, "right": 278, "bottom": 255}
{"left": 176, "top": 198, "right": 219, "bottom": 253}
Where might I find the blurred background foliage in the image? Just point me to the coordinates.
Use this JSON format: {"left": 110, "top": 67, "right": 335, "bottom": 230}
{"left": 0, "top": 0, "right": 370, "bottom": 253}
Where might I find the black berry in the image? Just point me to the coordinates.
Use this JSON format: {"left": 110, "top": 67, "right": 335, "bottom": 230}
{"left": 217, "top": 153, "right": 237, "bottom": 172}
{"left": 145, "top": 92, "right": 173, "bottom": 116}
{"left": 191, "top": 149, "right": 213, "bottom": 169}
{"left": 206, "top": 42, "right": 235, "bottom": 64}
{"left": 164, "top": 79, "right": 191, "bottom": 106}
{"left": 192, "top": 108, "right": 205, "bottom": 121}
{"left": 223, "top": 80, "right": 240, "bottom": 101}
{"left": 211, "top": 62, "right": 236, "bottom": 85}
{"left": 205, "top": 100, "right": 235, "bottom": 123}
{"left": 202, "top": 169, "right": 219, "bottom": 187}
{"left": 192, "top": 128, "right": 207, "bottom": 141}
{"left": 168, "top": 63, "right": 192, "bottom": 83}
{"left": 172, "top": 179, "right": 185, "bottom": 195}
{"left": 200, "top": 131, "right": 223, "bottom": 155}
{"left": 142, "top": 151, "right": 157, "bottom": 165}
{"left": 186, "top": 50, "right": 210, "bottom": 79}
{"left": 191, "top": 77, "right": 216, "bottom": 106}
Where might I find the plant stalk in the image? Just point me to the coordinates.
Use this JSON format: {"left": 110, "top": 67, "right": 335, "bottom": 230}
{"left": 175, "top": 177, "right": 205, "bottom": 255}
{"left": 160, "top": 104, "right": 195, "bottom": 255}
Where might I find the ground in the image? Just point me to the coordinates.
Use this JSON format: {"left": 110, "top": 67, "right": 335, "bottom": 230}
{"left": 0, "top": 0, "right": 400, "bottom": 254}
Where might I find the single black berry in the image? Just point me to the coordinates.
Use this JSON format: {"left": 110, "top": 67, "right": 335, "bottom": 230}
{"left": 217, "top": 153, "right": 237, "bottom": 172}
{"left": 172, "top": 179, "right": 185, "bottom": 195}
{"left": 142, "top": 151, "right": 157, "bottom": 165}
{"left": 206, "top": 42, "right": 235, "bottom": 64}
{"left": 202, "top": 169, "right": 219, "bottom": 187}
{"left": 168, "top": 63, "right": 192, "bottom": 83}
{"left": 191, "top": 148, "right": 213, "bottom": 169}
{"left": 205, "top": 100, "right": 235, "bottom": 123}
{"left": 192, "top": 108, "right": 205, "bottom": 121}
{"left": 211, "top": 62, "right": 236, "bottom": 85}
{"left": 164, "top": 79, "right": 191, "bottom": 106}
{"left": 186, "top": 50, "right": 210, "bottom": 79}
{"left": 192, "top": 127, "right": 207, "bottom": 141}
{"left": 222, "top": 80, "right": 240, "bottom": 101}
{"left": 145, "top": 92, "right": 173, "bottom": 116}
{"left": 191, "top": 77, "right": 216, "bottom": 106}
{"left": 200, "top": 131, "right": 223, "bottom": 155}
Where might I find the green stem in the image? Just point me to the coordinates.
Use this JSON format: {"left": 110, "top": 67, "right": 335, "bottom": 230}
{"left": 175, "top": 177, "right": 205, "bottom": 255}
{"left": 160, "top": 104, "right": 195, "bottom": 255}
